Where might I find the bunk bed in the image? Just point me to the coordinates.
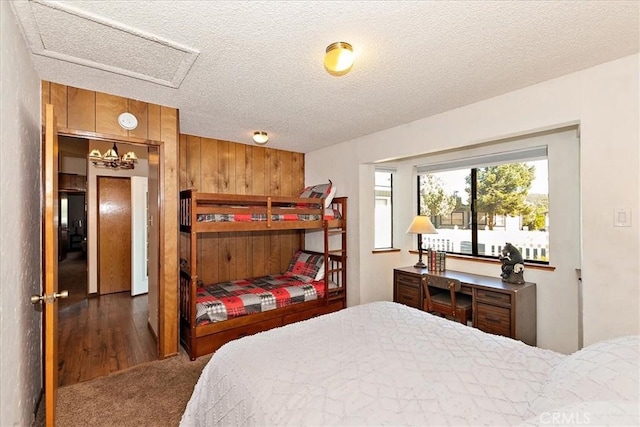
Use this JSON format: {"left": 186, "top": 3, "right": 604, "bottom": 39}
{"left": 179, "top": 189, "right": 347, "bottom": 360}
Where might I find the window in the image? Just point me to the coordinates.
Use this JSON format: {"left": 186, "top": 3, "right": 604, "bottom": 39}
{"left": 417, "top": 147, "right": 549, "bottom": 263}
{"left": 374, "top": 169, "right": 394, "bottom": 249}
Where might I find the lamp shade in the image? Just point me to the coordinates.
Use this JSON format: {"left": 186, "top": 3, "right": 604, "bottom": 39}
{"left": 88, "top": 149, "right": 103, "bottom": 162}
{"left": 121, "top": 151, "right": 138, "bottom": 164}
{"left": 103, "top": 148, "right": 118, "bottom": 162}
{"left": 323, "top": 42, "right": 354, "bottom": 76}
{"left": 406, "top": 215, "right": 437, "bottom": 235}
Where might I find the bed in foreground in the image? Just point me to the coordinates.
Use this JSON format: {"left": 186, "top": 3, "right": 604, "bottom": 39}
{"left": 180, "top": 301, "right": 639, "bottom": 426}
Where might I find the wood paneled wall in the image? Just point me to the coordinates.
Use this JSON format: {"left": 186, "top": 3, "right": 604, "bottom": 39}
{"left": 42, "top": 81, "right": 179, "bottom": 358}
{"left": 179, "top": 134, "right": 305, "bottom": 284}
{"left": 42, "top": 83, "right": 161, "bottom": 139}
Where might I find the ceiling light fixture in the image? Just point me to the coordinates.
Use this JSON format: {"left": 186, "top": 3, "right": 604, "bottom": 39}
{"left": 88, "top": 143, "right": 138, "bottom": 170}
{"left": 253, "top": 131, "right": 269, "bottom": 145}
{"left": 323, "top": 42, "right": 354, "bottom": 76}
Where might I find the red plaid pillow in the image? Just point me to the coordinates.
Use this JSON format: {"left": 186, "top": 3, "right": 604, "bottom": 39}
{"left": 284, "top": 250, "right": 325, "bottom": 282}
{"left": 298, "top": 180, "right": 335, "bottom": 208}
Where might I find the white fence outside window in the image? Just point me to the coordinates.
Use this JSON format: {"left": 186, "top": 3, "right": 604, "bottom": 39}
{"left": 423, "top": 228, "right": 549, "bottom": 261}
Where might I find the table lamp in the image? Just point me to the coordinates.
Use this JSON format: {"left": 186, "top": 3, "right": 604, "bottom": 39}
{"left": 406, "top": 215, "right": 437, "bottom": 268}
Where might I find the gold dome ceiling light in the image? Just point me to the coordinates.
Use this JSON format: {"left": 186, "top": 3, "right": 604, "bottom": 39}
{"left": 253, "top": 131, "right": 269, "bottom": 145}
{"left": 323, "top": 42, "right": 354, "bottom": 76}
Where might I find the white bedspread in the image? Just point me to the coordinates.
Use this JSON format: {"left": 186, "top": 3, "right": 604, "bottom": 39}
{"left": 181, "top": 302, "right": 568, "bottom": 426}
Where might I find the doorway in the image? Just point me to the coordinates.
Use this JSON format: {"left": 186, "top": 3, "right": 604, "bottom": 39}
{"left": 56, "top": 135, "right": 159, "bottom": 387}
{"left": 58, "top": 192, "right": 88, "bottom": 309}
{"left": 57, "top": 137, "right": 88, "bottom": 310}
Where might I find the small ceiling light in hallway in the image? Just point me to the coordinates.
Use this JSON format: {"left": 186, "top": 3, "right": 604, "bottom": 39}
{"left": 253, "top": 131, "right": 269, "bottom": 145}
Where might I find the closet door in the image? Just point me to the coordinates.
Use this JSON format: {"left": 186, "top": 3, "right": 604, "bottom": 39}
{"left": 98, "top": 176, "right": 132, "bottom": 294}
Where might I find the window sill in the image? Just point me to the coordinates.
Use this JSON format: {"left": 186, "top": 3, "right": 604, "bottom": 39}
{"left": 407, "top": 250, "right": 555, "bottom": 271}
{"left": 372, "top": 248, "right": 402, "bottom": 254}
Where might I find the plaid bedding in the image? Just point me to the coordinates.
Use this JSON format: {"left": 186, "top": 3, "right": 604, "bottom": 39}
{"left": 196, "top": 275, "right": 326, "bottom": 326}
{"left": 196, "top": 208, "right": 341, "bottom": 223}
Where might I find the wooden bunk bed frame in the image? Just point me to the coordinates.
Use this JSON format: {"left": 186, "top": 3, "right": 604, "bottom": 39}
{"left": 179, "top": 190, "right": 347, "bottom": 360}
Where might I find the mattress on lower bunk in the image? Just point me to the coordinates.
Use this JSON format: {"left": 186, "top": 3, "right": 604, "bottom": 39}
{"left": 195, "top": 275, "right": 331, "bottom": 326}
{"left": 196, "top": 208, "right": 341, "bottom": 223}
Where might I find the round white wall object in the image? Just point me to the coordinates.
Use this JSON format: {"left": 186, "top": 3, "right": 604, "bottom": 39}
{"left": 118, "top": 112, "right": 138, "bottom": 130}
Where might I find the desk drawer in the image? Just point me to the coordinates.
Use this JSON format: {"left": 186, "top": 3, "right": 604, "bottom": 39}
{"left": 395, "top": 283, "right": 421, "bottom": 308}
{"left": 395, "top": 272, "right": 421, "bottom": 287}
{"left": 476, "top": 289, "right": 511, "bottom": 306}
{"left": 476, "top": 303, "right": 511, "bottom": 337}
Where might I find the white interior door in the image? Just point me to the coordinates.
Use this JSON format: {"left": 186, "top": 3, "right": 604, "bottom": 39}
{"left": 131, "top": 176, "right": 149, "bottom": 296}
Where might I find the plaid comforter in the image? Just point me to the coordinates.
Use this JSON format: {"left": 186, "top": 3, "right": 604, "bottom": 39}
{"left": 196, "top": 275, "right": 326, "bottom": 326}
{"left": 196, "top": 209, "right": 341, "bottom": 223}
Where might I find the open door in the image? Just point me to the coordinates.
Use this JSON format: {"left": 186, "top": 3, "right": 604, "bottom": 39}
{"left": 33, "top": 104, "right": 66, "bottom": 426}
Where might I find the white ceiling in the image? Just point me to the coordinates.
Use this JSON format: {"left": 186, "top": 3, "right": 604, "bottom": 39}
{"left": 10, "top": 0, "right": 640, "bottom": 153}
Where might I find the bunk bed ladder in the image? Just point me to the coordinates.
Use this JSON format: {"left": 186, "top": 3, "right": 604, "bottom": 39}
{"left": 325, "top": 197, "right": 347, "bottom": 309}
{"left": 323, "top": 219, "right": 330, "bottom": 307}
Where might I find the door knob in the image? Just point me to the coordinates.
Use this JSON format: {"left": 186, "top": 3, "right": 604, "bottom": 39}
{"left": 30, "top": 290, "right": 69, "bottom": 304}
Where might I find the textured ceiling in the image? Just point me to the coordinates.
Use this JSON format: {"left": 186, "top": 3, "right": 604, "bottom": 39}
{"left": 10, "top": 0, "right": 640, "bottom": 153}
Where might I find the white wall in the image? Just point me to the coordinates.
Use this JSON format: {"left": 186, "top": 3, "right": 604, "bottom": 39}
{"left": 0, "top": 3, "right": 43, "bottom": 425}
{"left": 306, "top": 54, "right": 639, "bottom": 354}
{"left": 87, "top": 140, "right": 148, "bottom": 294}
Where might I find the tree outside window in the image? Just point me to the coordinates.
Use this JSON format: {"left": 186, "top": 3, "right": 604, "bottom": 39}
{"left": 417, "top": 158, "right": 549, "bottom": 263}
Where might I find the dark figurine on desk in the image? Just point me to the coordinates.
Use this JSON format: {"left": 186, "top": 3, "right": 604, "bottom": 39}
{"left": 499, "top": 243, "right": 525, "bottom": 285}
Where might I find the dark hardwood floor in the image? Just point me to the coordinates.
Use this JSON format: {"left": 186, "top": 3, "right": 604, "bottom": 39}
{"left": 58, "top": 292, "right": 157, "bottom": 387}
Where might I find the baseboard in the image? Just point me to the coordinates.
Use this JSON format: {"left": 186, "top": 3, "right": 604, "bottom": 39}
{"left": 87, "top": 292, "right": 98, "bottom": 298}
{"left": 147, "top": 320, "right": 158, "bottom": 342}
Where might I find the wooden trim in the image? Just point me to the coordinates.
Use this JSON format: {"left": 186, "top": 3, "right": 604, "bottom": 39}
{"left": 158, "top": 140, "right": 167, "bottom": 358}
{"left": 159, "top": 105, "right": 179, "bottom": 359}
{"left": 58, "top": 128, "right": 161, "bottom": 146}
{"left": 147, "top": 321, "right": 158, "bottom": 342}
{"left": 408, "top": 250, "right": 556, "bottom": 271}
{"left": 372, "top": 248, "right": 401, "bottom": 254}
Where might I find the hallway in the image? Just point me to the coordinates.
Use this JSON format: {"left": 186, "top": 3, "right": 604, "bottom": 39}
{"left": 58, "top": 253, "right": 157, "bottom": 387}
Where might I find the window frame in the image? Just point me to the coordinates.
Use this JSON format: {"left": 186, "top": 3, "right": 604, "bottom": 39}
{"left": 416, "top": 149, "right": 549, "bottom": 265}
{"left": 374, "top": 168, "right": 395, "bottom": 250}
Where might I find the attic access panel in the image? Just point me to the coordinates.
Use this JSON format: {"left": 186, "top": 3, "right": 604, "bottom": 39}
{"left": 13, "top": 0, "right": 199, "bottom": 88}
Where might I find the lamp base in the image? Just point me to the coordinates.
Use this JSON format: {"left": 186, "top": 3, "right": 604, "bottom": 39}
{"left": 413, "top": 261, "right": 427, "bottom": 269}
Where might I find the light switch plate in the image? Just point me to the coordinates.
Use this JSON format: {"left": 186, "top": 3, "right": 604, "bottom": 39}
{"left": 613, "top": 207, "right": 631, "bottom": 227}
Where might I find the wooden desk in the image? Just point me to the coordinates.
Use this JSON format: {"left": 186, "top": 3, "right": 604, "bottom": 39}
{"left": 393, "top": 266, "right": 536, "bottom": 346}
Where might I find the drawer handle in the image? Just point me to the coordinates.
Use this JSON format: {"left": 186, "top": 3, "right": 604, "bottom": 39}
{"left": 484, "top": 316, "right": 502, "bottom": 323}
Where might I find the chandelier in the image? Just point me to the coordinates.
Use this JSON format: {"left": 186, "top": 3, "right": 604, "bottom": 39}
{"left": 88, "top": 143, "right": 138, "bottom": 170}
